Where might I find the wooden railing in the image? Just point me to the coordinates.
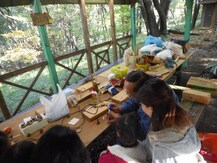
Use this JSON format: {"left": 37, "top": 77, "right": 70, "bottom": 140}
{"left": 0, "top": 35, "right": 131, "bottom": 120}
{"left": 116, "top": 35, "right": 132, "bottom": 58}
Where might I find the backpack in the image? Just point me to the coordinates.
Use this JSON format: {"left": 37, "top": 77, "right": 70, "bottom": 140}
{"left": 170, "top": 39, "right": 190, "bottom": 53}
{"left": 200, "top": 63, "right": 217, "bottom": 78}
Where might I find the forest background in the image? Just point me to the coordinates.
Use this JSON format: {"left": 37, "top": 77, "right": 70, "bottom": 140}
{"left": 0, "top": 0, "right": 201, "bottom": 121}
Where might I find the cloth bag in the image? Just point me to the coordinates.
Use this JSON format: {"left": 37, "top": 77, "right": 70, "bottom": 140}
{"left": 123, "top": 47, "right": 136, "bottom": 70}
{"left": 40, "top": 84, "right": 69, "bottom": 122}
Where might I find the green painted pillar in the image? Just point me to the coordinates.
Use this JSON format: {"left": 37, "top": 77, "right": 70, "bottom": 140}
{"left": 183, "top": 0, "right": 193, "bottom": 67}
{"left": 131, "top": 3, "right": 136, "bottom": 52}
{"left": 32, "top": 0, "right": 59, "bottom": 93}
{"left": 184, "top": 0, "right": 193, "bottom": 40}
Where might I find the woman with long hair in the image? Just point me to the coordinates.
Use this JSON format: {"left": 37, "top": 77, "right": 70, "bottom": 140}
{"left": 136, "top": 78, "right": 204, "bottom": 163}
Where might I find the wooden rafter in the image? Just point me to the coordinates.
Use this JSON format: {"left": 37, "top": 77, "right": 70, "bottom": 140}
{"left": 0, "top": 0, "right": 132, "bottom": 7}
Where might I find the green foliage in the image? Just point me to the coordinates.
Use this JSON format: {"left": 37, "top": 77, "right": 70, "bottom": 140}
{"left": 167, "top": 0, "right": 185, "bottom": 29}
{"left": 46, "top": 4, "right": 84, "bottom": 55}
{"left": 136, "top": 33, "right": 147, "bottom": 48}
{"left": 115, "top": 5, "right": 131, "bottom": 37}
{"left": 86, "top": 4, "right": 110, "bottom": 45}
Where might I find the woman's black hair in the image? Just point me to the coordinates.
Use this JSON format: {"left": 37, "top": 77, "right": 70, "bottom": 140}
{"left": 125, "top": 70, "right": 152, "bottom": 93}
{"left": 136, "top": 78, "right": 191, "bottom": 131}
{"left": 2, "top": 140, "right": 35, "bottom": 163}
{"left": 30, "top": 125, "right": 90, "bottom": 163}
{"left": 0, "top": 131, "right": 10, "bottom": 158}
{"left": 115, "top": 112, "right": 140, "bottom": 147}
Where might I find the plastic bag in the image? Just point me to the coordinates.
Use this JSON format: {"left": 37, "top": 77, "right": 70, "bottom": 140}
{"left": 123, "top": 47, "right": 136, "bottom": 69}
{"left": 164, "top": 41, "right": 186, "bottom": 59}
{"left": 40, "top": 84, "right": 69, "bottom": 122}
{"left": 156, "top": 49, "right": 173, "bottom": 60}
{"left": 201, "top": 64, "right": 217, "bottom": 79}
{"left": 139, "top": 44, "right": 162, "bottom": 55}
{"left": 144, "top": 35, "right": 164, "bottom": 47}
{"left": 110, "top": 65, "right": 128, "bottom": 79}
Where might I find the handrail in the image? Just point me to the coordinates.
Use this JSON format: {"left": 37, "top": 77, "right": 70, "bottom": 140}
{"left": 0, "top": 35, "right": 132, "bottom": 120}
{"left": 0, "top": 62, "right": 47, "bottom": 82}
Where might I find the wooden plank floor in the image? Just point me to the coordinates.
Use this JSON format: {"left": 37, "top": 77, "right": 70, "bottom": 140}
{"left": 180, "top": 100, "right": 205, "bottom": 126}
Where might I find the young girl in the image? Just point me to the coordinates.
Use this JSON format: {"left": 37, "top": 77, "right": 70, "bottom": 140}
{"left": 2, "top": 140, "right": 35, "bottom": 163}
{"left": 0, "top": 131, "right": 11, "bottom": 161}
{"left": 30, "top": 125, "right": 90, "bottom": 163}
{"left": 99, "top": 112, "right": 146, "bottom": 163}
{"left": 136, "top": 78, "right": 204, "bottom": 163}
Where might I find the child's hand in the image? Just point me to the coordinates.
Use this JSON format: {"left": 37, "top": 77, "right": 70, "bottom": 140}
{"left": 105, "top": 111, "right": 120, "bottom": 124}
{"left": 108, "top": 104, "right": 120, "bottom": 113}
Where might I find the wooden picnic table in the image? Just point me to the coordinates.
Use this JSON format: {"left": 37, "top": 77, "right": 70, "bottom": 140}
{"left": 0, "top": 50, "right": 204, "bottom": 163}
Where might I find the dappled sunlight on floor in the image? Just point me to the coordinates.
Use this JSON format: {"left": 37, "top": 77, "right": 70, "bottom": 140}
{"left": 199, "top": 58, "right": 217, "bottom": 62}
{"left": 185, "top": 29, "right": 217, "bottom": 133}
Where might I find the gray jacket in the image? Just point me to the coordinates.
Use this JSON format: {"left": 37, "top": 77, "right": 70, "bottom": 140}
{"left": 143, "top": 125, "right": 205, "bottom": 163}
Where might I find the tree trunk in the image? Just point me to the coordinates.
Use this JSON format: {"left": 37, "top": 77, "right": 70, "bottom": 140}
{"left": 139, "top": 0, "right": 160, "bottom": 36}
{"left": 161, "top": 0, "right": 171, "bottom": 18}
{"left": 191, "top": 0, "right": 200, "bottom": 29}
{"left": 162, "top": 0, "right": 171, "bottom": 33}
{"left": 153, "top": 0, "right": 167, "bottom": 34}
{"left": 100, "top": 5, "right": 108, "bottom": 40}
{"left": 153, "top": 0, "right": 172, "bottom": 35}
{"left": 137, "top": 7, "right": 142, "bottom": 33}
{"left": 137, "top": 0, "right": 172, "bottom": 36}
{"left": 138, "top": 0, "right": 150, "bottom": 34}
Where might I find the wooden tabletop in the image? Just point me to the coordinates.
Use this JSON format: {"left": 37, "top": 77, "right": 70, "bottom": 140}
{"left": 0, "top": 50, "right": 196, "bottom": 146}
{"left": 0, "top": 76, "right": 113, "bottom": 146}
{"left": 158, "top": 51, "right": 193, "bottom": 81}
{"left": 99, "top": 50, "right": 193, "bottom": 81}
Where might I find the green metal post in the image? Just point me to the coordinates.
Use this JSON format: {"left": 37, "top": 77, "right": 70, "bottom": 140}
{"left": 184, "top": 0, "right": 193, "bottom": 40}
{"left": 32, "top": 0, "right": 59, "bottom": 93}
{"left": 183, "top": 0, "right": 193, "bottom": 67}
{"left": 131, "top": 3, "right": 136, "bottom": 52}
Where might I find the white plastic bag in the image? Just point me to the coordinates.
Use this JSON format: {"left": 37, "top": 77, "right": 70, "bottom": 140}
{"left": 139, "top": 44, "right": 162, "bottom": 55}
{"left": 123, "top": 47, "right": 136, "bottom": 69}
{"left": 156, "top": 49, "right": 173, "bottom": 60}
{"left": 40, "top": 84, "right": 69, "bottom": 122}
{"left": 164, "top": 41, "right": 185, "bottom": 59}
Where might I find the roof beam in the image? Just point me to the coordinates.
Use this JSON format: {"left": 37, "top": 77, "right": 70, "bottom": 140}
{"left": 0, "top": 0, "right": 132, "bottom": 7}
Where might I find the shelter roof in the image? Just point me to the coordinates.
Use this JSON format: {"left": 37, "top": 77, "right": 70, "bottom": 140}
{"left": 0, "top": 0, "right": 134, "bottom": 7}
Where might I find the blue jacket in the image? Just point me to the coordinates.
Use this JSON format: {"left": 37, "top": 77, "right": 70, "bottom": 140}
{"left": 120, "top": 98, "right": 150, "bottom": 140}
